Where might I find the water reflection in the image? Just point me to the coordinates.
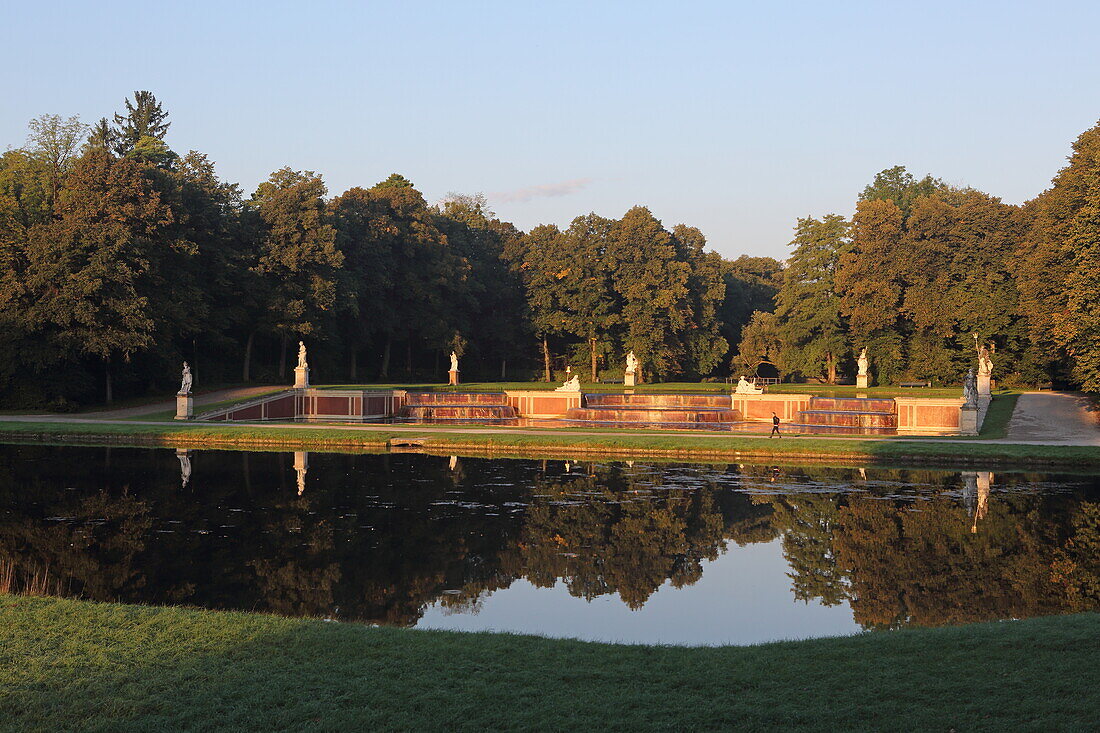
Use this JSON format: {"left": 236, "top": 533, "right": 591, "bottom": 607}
{"left": 1, "top": 445, "right": 1098, "bottom": 644}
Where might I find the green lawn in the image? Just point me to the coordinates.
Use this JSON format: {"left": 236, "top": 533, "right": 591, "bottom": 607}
{"left": 1, "top": 415, "right": 1097, "bottom": 467}
{"left": 1, "top": 595, "right": 1097, "bottom": 731}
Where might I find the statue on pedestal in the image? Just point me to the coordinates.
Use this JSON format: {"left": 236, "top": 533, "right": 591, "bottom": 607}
{"left": 977, "top": 344, "right": 993, "bottom": 377}
{"left": 555, "top": 375, "right": 581, "bottom": 392}
{"left": 735, "top": 375, "right": 763, "bottom": 395}
{"left": 856, "top": 347, "right": 871, "bottom": 387}
{"left": 297, "top": 341, "right": 308, "bottom": 369}
{"left": 624, "top": 351, "right": 639, "bottom": 387}
{"left": 178, "top": 362, "right": 192, "bottom": 395}
{"left": 450, "top": 351, "right": 459, "bottom": 373}
{"left": 963, "top": 368, "right": 978, "bottom": 407}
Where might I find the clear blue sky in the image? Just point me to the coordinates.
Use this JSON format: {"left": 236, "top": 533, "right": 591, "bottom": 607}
{"left": 3, "top": 1, "right": 1098, "bottom": 259}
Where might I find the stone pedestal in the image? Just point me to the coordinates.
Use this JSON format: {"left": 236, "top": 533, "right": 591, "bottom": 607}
{"left": 977, "top": 373, "right": 991, "bottom": 398}
{"left": 856, "top": 374, "right": 870, "bottom": 389}
{"left": 959, "top": 406, "right": 979, "bottom": 436}
{"left": 448, "top": 369, "right": 460, "bottom": 386}
{"left": 175, "top": 394, "right": 193, "bottom": 420}
{"left": 294, "top": 366, "right": 309, "bottom": 389}
{"left": 624, "top": 372, "right": 636, "bottom": 387}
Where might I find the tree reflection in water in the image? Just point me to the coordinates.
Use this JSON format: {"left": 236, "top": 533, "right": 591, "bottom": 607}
{"left": 0, "top": 445, "right": 1098, "bottom": 632}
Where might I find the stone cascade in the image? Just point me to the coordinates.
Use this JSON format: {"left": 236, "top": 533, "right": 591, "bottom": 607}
{"left": 793, "top": 396, "right": 898, "bottom": 434}
{"left": 565, "top": 393, "right": 742, "bottom": 426}
{"left": 399, "top": 392, "right": 518, "bottom": 423}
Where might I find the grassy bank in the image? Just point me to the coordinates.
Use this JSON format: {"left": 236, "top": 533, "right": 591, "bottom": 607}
{"left": 1, "top": 595, "right": 1097, "bottom": 731}
{"left": 0, "top": 416, "right": 1096, "bottom": 467}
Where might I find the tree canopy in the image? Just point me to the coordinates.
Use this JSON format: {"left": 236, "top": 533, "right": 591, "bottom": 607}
{"left": 2, "top": 93, "right": 1099, "bottom": 405}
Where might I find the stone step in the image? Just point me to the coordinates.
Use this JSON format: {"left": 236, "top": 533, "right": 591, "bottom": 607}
{"left": 566, "top": 407, "right": 742, "bottom": 423}
{"left": 404, "top": 392, "right": 510, "bottom": 406}
{"left": 807, "top": 396, "right": 896, "bottom": 413}
{"left": 583, "top": 393, "right": 732, "bottom": 408}
{"left": 400, "top": 405, "right": 517, "bottom": 420}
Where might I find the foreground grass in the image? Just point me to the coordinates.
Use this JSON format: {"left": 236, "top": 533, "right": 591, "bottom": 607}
{"left": 1, "top": 595, "right": 1097, "bottom": 731}
{"left": 0, "top": 416, "right": 1096, "bottom": 466}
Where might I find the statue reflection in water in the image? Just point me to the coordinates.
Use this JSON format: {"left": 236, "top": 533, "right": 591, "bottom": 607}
{"left": 293, "top": 451, "right": 308, "bottom": 495}
{"left": 962, "top": 471, "right": 993, "bottom": 533}
{"left": 176, "top": 449, "right": 192, "bottom": 488}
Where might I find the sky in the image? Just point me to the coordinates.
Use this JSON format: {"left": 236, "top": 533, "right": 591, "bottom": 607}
{"left": 2, "top": 1, "right": 1098, "bottom": 260}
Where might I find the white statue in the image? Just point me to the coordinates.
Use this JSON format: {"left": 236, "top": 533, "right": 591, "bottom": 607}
{"left": 962, "top": 368, "right": 978, "bottom": 407}
{"left": 735, "top": 375, "right": 763, "bottom": 395}
{"left": 555, "top": 374, "right": 581, "bottom": 392}
{"left": 977, "top": 344, "right": 993, "bottom": 377}
{"left": 625, "top": 351, "right": 639, "bottom": 375}
{"left": 450, "top": 351, "right": 459, "bottom": 372}
{"left": 857, "top": 348, "right": 869, "bottom": 377}
{"left": 297, "top": 341, "right": 308, "bottom": 369}
{"left": 179, "top": 362, "right": 192, "bottom": 395}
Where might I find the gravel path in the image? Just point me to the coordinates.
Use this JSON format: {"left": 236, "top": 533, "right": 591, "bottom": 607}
{"left": 1005, "top": 392, "right": 1100, "bottom": 445}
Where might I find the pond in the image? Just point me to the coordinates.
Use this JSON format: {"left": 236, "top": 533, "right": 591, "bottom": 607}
{"left": 1, "top": 444, "right": 1098, "bottom": 645}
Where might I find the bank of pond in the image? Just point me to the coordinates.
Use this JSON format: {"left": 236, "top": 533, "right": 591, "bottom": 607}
{"left": 3, "top": 444, "right": 1099, "bottom": 646}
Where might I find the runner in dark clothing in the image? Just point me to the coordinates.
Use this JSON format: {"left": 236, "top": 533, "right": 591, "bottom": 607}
{"left": 770, "top": 412, "right": 781, "bottom": 438}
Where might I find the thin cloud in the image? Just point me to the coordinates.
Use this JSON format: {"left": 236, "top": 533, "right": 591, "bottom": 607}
{"left": 491, "top": 178, "right": 593, "bottom": 203}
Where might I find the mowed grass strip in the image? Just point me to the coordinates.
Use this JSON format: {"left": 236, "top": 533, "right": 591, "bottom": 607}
{"left": 0, "top": 415, "right": 1097, "bottom": 467}
{"left": 1, "top": 595, "right": 1097, "bottom": 731}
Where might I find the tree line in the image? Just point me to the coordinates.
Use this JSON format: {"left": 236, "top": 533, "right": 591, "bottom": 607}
{"left": 3, "top": 92, "right": 1098, "bottom": 407}
{"left": 0, "top": 92, "right": 777, "bottom": 407}
{"left": 734, "top": 120, "right": 1100, "bottom": 390}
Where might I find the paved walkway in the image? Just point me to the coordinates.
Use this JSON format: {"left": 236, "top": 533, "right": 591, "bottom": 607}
{"left": 1005, "top": 392, "right": 1100, "bottom": 446}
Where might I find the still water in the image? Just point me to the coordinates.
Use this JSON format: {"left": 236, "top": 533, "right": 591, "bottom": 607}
{"left": 2, "top": 445, "right": 1098, "bottom": 645}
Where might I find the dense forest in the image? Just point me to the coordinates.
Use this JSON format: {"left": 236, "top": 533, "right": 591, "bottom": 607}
{"left": 1, "top": 91, "right": 1097, "bottom": 407}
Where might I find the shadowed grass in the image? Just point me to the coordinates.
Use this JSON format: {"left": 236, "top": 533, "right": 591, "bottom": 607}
{"left": 979, "top": 393, "right": 1020, "bottom": 439}
{"left": 1, "top": 595, "right": 1097, "bottom": 731}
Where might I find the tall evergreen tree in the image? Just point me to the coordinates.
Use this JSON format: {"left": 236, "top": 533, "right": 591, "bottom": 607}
{"left": 113, "top": 91, "right": 170, "bottom": 154}
{"left": 775, "top": 215, "right": 849, "bottom": 383}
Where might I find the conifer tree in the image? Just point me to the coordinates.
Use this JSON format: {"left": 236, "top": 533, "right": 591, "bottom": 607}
{"left": 113, "top": 91, "right": 170, "bottom": 154}
{"left": 775, "top": 215, "right": 849, "bottom": 383}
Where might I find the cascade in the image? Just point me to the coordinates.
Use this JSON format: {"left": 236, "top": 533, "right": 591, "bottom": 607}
{"left": 565, "top": 393, "right": 742, "bottom": 427}
{"left": 399, "top": 392, "right": 518, "bottom": 423}
{"left": 792, "top": 396, "right": 898, "bottom": 434}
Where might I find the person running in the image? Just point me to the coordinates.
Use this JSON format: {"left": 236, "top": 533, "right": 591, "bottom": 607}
{"left": 770, "top": 412, "right": 782, "bottom": 438}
